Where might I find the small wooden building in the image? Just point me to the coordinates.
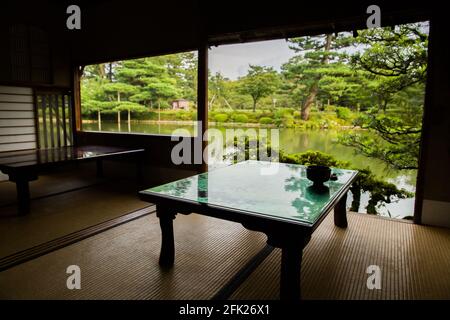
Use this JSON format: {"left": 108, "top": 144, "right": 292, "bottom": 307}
{"left": 172, "top": 99, "right": 190, "bottom": 111}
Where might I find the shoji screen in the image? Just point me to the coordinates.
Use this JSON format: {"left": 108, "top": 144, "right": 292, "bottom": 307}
{"left": 0, "top": 85, "right": 37, "bottom": 181}
{"left": 0, "top": 86, "right": 37, "bottom": 152}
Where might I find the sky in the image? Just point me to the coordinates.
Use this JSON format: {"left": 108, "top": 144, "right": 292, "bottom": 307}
{"left": 208, "top": 39, "right": 296, "bottom": 80}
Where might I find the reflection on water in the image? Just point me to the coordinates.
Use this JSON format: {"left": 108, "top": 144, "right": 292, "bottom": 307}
{"left": 83, "top": 121, "right": 417, "bottom": 218}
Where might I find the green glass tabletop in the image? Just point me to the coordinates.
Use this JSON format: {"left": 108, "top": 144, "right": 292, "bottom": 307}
{"left": 141, "top": 160, "right": 358, "bottom": 226}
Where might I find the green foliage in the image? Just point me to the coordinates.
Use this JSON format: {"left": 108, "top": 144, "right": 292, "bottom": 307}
{"left": 232, "top": 114, "right": 249, "bottom": 123}
{"left": 336, "top": 107, "right": 352, "bottom": 120}
{"left": 280, "top": 150, "right": 344, "bottom": 167}
{"left": 281, "top": 114, "right": 295, "bottom": 128}
{"left": 81, "top": 53, "right": 197, "bottom": 118}
{"left": 214, "top": 113, "right": 228, "bottom": 123}
{"left": 238, "top": 65, "right": 281, "bottom": 112}
{"left": 339, "top": 108, "right": 421, "bottom": 169}
{"left": 259, "top": 117, "right": 274, "bottom": 125}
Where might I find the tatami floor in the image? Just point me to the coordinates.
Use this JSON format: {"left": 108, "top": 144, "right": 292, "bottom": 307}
{"left": 0, "top": 170, "right": 450, "bottom": 300}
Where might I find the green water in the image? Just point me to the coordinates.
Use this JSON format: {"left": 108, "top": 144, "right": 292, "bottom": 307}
{"left": 82, "top": 121, "right": 417, "bottom": 218}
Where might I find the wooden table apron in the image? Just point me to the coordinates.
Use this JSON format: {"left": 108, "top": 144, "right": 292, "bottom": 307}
{"left": 139, "top": 186, "right": 350, "bottom": 301}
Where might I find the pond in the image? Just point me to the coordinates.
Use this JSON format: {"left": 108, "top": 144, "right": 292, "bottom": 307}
{"left": 82, "top": 120, "right": 417, "bottom": 219}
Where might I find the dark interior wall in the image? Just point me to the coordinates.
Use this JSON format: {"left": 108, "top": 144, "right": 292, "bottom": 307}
{"left": 418, "top": 15, "right": 450, "bottom": 227}
{"left": 0, "top": 2, "right": 72, "bottom": 87}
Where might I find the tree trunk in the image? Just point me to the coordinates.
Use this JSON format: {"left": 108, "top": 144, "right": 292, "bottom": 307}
{"left": 128, "top": 109, "right": 131, "bottom": 132}
{"left": 252, "top": 100, "right": 257, "bottom": 112}
{"left": 157, "top": 101, "right": 161, "bottom": 134}
{"left": 301, "top": 34, "right": 333, "bottom": 121}
{"left": 108, "top": 63, "right": 113, "bottom": 81}
{"left": 301, "top": 83, "right": 318, "bottom": 120}
{"left": 98, "top": 64, "right": 107, "bottom": 79}
{"left": 223, "top": 97, "right": 233, "bottom": 110}
{"left": 97, "top": 110, "right": 102, "bottom": 131}
{"left": 117, "top": 91, "right": 121, "bottom": 131}
{"left": 158, "top": 100, "right": 161, "bottom": 122}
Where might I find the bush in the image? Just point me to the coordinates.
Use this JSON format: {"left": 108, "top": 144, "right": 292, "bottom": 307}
{"left": 259, "top": 117, "right": 273, "bottom": 125}
{"left": 336, "top": 107, "right": 352, "bottom": 120}
{"left": 324, "top": 105, "right": 336, "bottom": 112}
{"left": 214, "top": 113, "right": 228, "bottom": 123}
{"left": 282, "top": 114, "right": 295, "bottom": 128}
{"left": 274, "top": 108, "right": 293, "bottom": 118}
{"left": 233, "top": 114, "right": 249, "bottom": 123}
{"left": 175, "top": 111, "right": 194, "bottom": 121}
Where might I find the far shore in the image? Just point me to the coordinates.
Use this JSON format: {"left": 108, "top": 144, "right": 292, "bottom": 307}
{"left": 82, "top": 119, "right": 362, "bottom": 130}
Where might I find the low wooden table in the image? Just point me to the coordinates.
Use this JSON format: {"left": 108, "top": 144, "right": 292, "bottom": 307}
{"left": 139, "top": 160, "right": 358, "bottom": 300}
{"left": 0, "top": 145, "right": 145, "bottom": 215}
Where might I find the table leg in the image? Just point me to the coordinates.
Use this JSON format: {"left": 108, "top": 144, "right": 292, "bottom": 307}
{"left": 280, "top": 246, "right": 303, "bottom": 300}
{"left": 96, "top": 159, "right": 104, "bottom": 178}
{"left": 334, "top": 192, "right": 348, "bottom": 228}
{"left": 16, "top": 179, "right": 30, "bottom": 215}
{"left": 157, "top": 206, "right": 176, "bottom": 268}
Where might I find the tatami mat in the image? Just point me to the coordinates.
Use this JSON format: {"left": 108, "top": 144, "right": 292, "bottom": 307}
{"left": 231, "top": 213, "right": 450, "bottom": 300}
{"left": 0, "top": 214, "right": 267, "bottom": 299}
{"left": 1, "top": 211, "right": 449, "bottom": 299}
{"left": 0, "top": 180, "right": 147, "bottom": 258}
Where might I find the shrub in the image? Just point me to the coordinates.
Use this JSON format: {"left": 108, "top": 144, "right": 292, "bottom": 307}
{"left": 282, "top": 114, "right": 295, "bottom": 127}
{"left": 214, "top": 113, "right": 228, "bottom": 122}
{"left": 324, "top": 105, "right": 336, "bottom": 112}
{"left": 336, "top": 107, "right": 352, "bottom": 120}
{"left": 233, "top": 114, "right": 249, "bottom": 123}
{"left": 259, "top": 117, "right": 273, "bottom": 125}
{"left": 274, "top": 108, "right": 293, "bottom": 118}
{"left": 175, "top": 111, "right": 193, "bottom": 121}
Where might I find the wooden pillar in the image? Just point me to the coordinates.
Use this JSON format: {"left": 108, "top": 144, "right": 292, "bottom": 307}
{"left": 197, "top": 44, "right": 208, "bottom": 173}
{"left": 71, "top": 65, "right": 83, "bottom": 146}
